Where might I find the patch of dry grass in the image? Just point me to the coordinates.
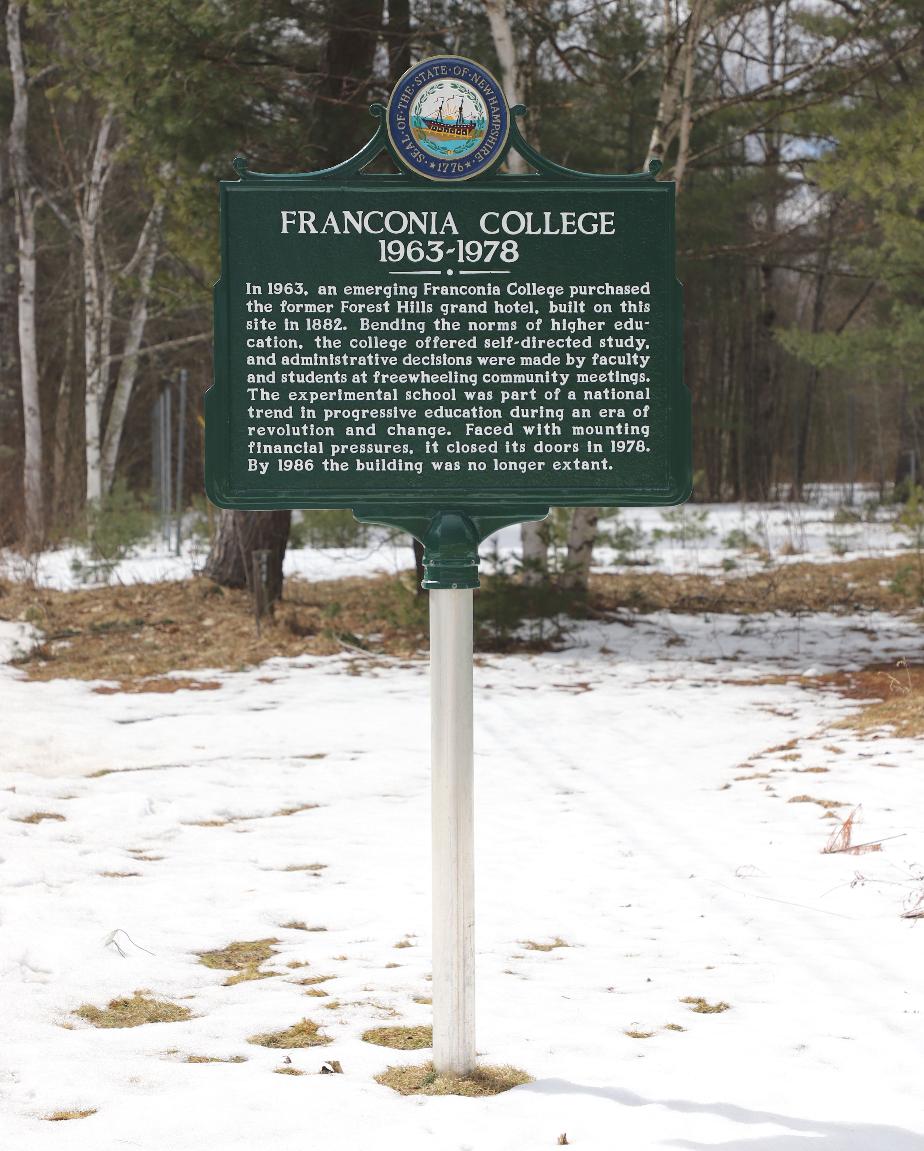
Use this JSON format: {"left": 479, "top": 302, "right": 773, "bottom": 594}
{"left": 185, "top": 1055, "right": 247, "bottom": 1064}
{"left": 273, "top": 1066, "right": 305, "bottom": 1076}
{"left": 281, "top": 920, "right": 309, "bottom": 931}
{"left": 43, "top": 1109, "right": 97, "bottom": 1121}
{"left": 273, "top": 803, "right": 320, "bottom": 817}
{"left": 362, "top": 1025, "right": 431, "bottom": 1050}
{"left": 197, "top": 938, "right": 280, "bottom": 986}
{"left": 197, "top": 938, "right": 279, "bottom": 971}
{"left": 305, "top": 988, "right": 329, "bottom": 997}
{"left": 294, "top": 974, "right": 334, "bottom": 986}
{"left": 0, "top": 575, "right": 428, "bottom": 684}
{"left": 591, "top": 557, "right": 922, "bottom": 617}
{"left": 375, "top": 1062, "right": 532, "bottom": 1097}
{"left": 521, "top": 937, "right": 569, "bottom": 952}
{"left": 13, "top": 811, "right": 65, "bottom": 824}
{"left": 663, "top": 1023, "right": 686, "bottom": 1032}
{"left": 5, "top": 558, "right": 917, "bottom": 688}
{"left": 248, "top": 1018, "right": 331, "bottom": 1049}
{"left": 760, "top": 660, "right": 924, "bottom": 740}
{"left": 624, "top": 1029, "right": 655, "bottom": 1039}
{"left": 413, "top": 995, "right": 432, "bottom": 1005}
{"left": 99, "top": 871, "right": 141, "bottom": 878}
{"left": 76, "top": 994, "right": 191, "bottom": 1029}
{"left": 680, "top": 997, "right": 730, "bottom": 1014}
{"left": 788, "top": 794, "right": 845, "bottom": 809}
{"left": 93, "top": 678, "right": 222, "bottom": 695}
{"left": 834, "top": 666, "right": 924, "bottom": 738}
{"left": 281, "top": 863, "right": 327, "bottom": 872}
{"left": 224, "top": 968, "right": 280, "bottom": 987}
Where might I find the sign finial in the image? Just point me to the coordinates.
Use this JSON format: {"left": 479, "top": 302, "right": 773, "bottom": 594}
{"left": 386, "top": 56, "right": 510, "bottom": 181}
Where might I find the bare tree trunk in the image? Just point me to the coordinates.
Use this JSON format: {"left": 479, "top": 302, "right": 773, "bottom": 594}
{"left": 0, "top": 140, "right": 17, "bottom": 434}
{"left": 6, "top": 1, "right": 43, "bottom": 548}
{"left": 561, "top": 507, "right": 599, "bottom": 592}
{"left": 646, "top": 0, "right": 682, "bottom": 169}
{"left": 792, "top": 207, "right": 835, "bottom": 500}
{"left": 483, "top": 0, "right": 547, "bottom": 579}
{"left": 78, "top": 110, "right": 116, "bottom": 507}
{"left": 52, "top": 300, "right": 76, "bottom": 524}
{"left": 894, "top": 381, "right": 922, "bottom": 495}
{"left": 317, "top": 0, "right": 385, "bottom": 163}
{"left": 204, "top": 510, "right": 292, "bottom": 603}
{"left": 100, "top": 179, "right": 168, "bottom": 491}
{"left": 387, "top": 0, "right": 411, "bottom": 79}
{"left": 743, "top": 3, "right": 783, "bottom": 499}
{"left": 672, "top": 0, "right": 710, "bottom": 192}
{"left": 483, "top": 0, "right": 526, "bottom": 176}
{"left": 646, "top": 0, "right": 711, "bottom": 177}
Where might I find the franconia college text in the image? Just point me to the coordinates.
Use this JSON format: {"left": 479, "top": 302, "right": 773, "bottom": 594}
{"left": 234, "top": 208, "right": 664, "bottom": 484}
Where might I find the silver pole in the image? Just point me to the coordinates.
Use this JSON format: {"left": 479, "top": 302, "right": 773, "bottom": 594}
{"left": 151, "top": 396, "right": 162, "bottom": 509}
{"left": 162, "top": 385, "right": 172, "bottom": 547}
{"left": 175, "top": 369, "right": 187, "bottom": 554}
{"left": 430, "top": 588, "right": 475, "bottom": 1076}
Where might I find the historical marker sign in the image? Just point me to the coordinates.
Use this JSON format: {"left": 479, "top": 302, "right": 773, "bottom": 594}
{"left": 205, "top": 58, "right": 692, "bottom": 1080}
{"left": 205, "top": 75, "right": 691, "bottom": 536}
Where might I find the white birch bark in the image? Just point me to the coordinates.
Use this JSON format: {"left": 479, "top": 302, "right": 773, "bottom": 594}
{"left": 100, "top": 180, "right": 168, "bottom": 492}
{"left": 645, "top": 0, "right": 711, "bottom": 181}
{"left": 672, "top": 0, "right": 709, "bottom": 192}
{"left": 562, "top": 507, "right": 600, "bottom": 591}
{"left": 80, "top": 111, "right": 116, "bottom": 506}
{"left": 6, "top": 1, "right": 43, "bottom": 547}
{"left": 483, "top": 0, "right": 547, "bottom": 578}
{"left": 483, "top": 0, "right": 526, "bottom": 177}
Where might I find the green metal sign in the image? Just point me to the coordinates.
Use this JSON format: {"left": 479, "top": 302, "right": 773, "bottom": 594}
{"left": 206, "top": 73, "right": 690, "bottom": 588}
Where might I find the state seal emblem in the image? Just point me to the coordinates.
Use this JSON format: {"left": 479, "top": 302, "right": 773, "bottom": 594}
{"left": 387, "top": 57, "right": 510, "bottom": 181}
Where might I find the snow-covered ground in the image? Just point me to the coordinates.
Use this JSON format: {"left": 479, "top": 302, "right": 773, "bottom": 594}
{"left": 0, "top": 489, "right": 915, "bottom": 590}
{"left": 2, "top": 603, "right": 923, "bottom": 1148}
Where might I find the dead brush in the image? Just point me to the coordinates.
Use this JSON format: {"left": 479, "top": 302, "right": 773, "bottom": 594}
{"left": 823, "top": 806, "right": 904, "bottom": 856}
{"left": 6, "top": 562, "right": 919, "bottom": 687}
{"left": 902, "top": 889, "right": 924, "bottom": 920}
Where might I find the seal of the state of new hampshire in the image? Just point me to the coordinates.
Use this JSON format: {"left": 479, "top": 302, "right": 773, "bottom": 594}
{"left": 387, "top": 56, "right": 510, "bottom": 181}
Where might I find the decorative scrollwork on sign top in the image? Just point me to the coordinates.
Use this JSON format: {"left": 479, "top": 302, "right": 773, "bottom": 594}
{"left": 229, "top": 103, "right": 664, "bottom": 184}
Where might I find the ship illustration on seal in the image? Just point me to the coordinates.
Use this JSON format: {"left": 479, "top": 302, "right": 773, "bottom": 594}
{"left": 420, "top": 96, "right": 478, "bottom": 137}
{"left": 410, "top": 81, "right": 487, "bottom": 158}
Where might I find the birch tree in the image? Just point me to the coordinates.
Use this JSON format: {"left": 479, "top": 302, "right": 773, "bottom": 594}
{"left": 98, "top": 171, "right": 169, "bottom": 492}
{"left": 563, "top": 0, "right": 714, "bottom": 590}
{"left": 483, "top": 0, "right": 551, "bottom": 582}
{"left": 6, "top": 0, "right": 44, "bottom": 547}
{"left": 645, "top": 0, "right": 712, "bottom": 182}
{"left": 49, "top": 101, "right": 169, "bottom": 504}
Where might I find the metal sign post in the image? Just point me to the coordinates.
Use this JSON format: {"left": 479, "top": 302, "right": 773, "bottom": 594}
{"left": 430, "top": 587, "right": 475, "bottom": 1074}
{"left": 205, "top": 54, "right": 692, "bottom": 1078}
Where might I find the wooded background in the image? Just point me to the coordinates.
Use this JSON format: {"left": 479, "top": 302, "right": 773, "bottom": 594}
{"left": 1, "top": 1, "right": 921, "bottom": 569}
